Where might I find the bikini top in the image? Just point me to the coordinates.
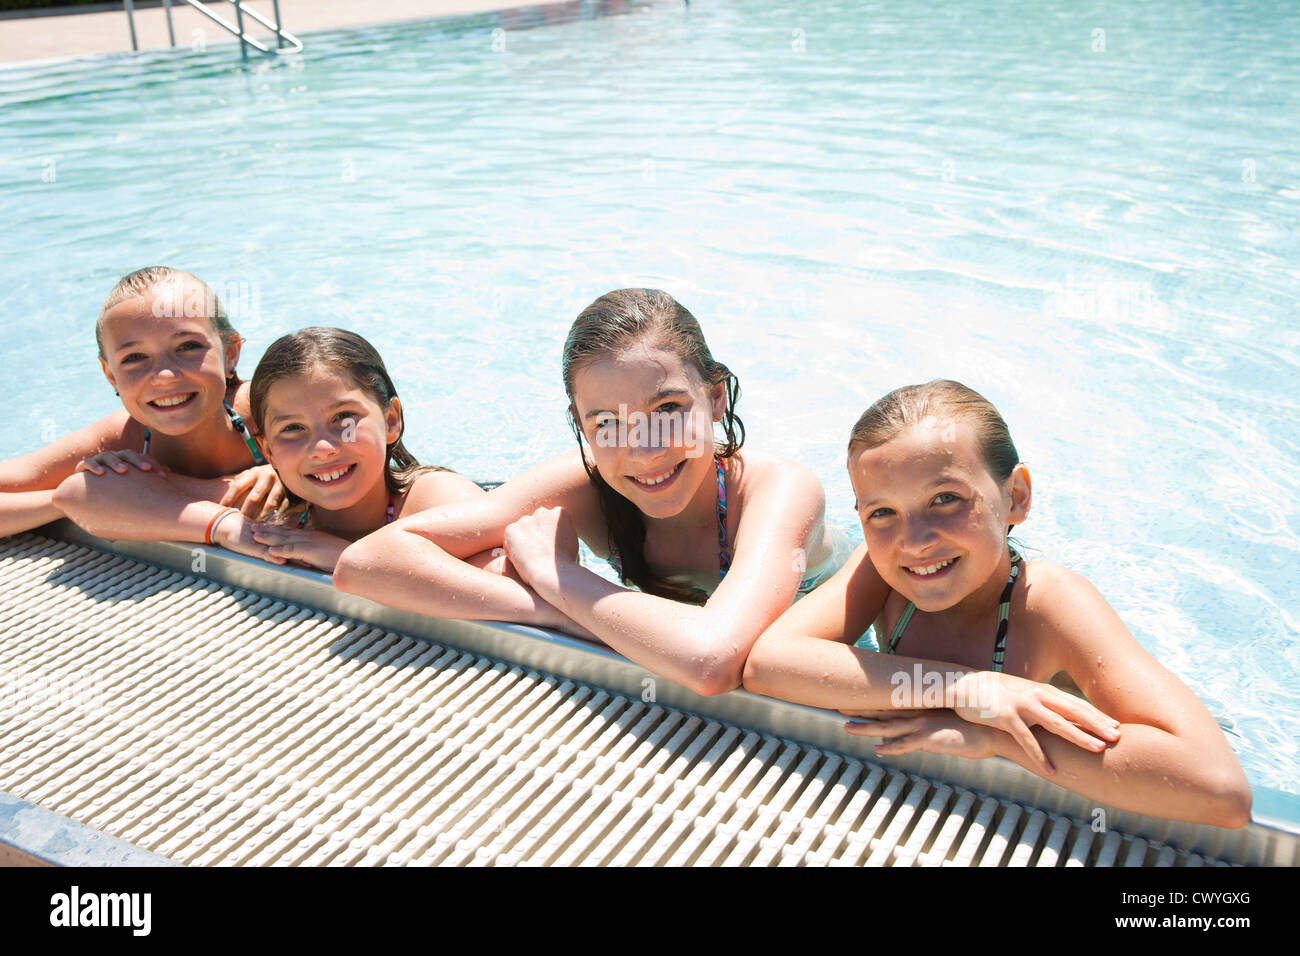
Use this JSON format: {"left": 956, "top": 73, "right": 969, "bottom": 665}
{"left": 605, "top": 457, "right": 834, "bottom": 600}
{"left": 297, "top": 494, "right": 396, "bottom": 529}
{"left": 142, "top": 400, "right": 266, "bottom": 466}
{"left": 606, "top": 455, "right": 729, "bottom": 582}
{"left": 885, "top": 543, "right": 1024, "bottom": 673}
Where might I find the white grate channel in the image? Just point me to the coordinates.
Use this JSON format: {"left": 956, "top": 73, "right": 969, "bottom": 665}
{"left": 0, "top": 533, "right": 1226, "bottom": 867}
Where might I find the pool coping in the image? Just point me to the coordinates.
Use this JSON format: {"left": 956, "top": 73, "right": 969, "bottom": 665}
{"left": 0, "top": 791, "right": 177, "bottom": 866}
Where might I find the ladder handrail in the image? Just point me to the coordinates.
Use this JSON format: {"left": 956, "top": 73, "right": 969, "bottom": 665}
{"left": 123, "top": 0, "right": 303, "bottom": 58}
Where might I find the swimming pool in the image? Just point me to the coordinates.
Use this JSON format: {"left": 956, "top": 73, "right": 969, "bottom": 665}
{"left": 1, "top": 0, "right": 1296, "bottom": 798}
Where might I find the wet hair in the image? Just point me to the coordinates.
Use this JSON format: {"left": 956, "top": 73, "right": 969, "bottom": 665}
{"left": 96, "top": 267, "right": 243, "bottom": 386}
{"left": 848, "top": 379, "right": 1018, "bottom": 481}
{"left": 848, "top": 379, "right": 1021, "bottom": 535}
{"left": 249, "top": 327, "right": 446, "bottom": 513}
{"left": 562, "top": 289, "right": 745, "bottom": 603}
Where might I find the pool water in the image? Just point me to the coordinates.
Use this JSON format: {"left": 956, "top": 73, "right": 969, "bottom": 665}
{"left": 1, "top": 0, "right": 1296, "bottom": 797}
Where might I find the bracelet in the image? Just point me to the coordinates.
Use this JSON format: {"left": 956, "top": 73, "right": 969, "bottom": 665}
{"left": 205, "top": 507, "right": 240, "bottom": 545}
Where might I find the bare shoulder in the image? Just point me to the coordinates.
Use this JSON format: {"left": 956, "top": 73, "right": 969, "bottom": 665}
{"left": 516, "top": 449, "right": 608, "bottom": 548}
{"left": 1021, "top": 558, "right": 1085, "bottom": 597}
{"left": 480, "top": 448, "right": 600, "bottom": 518}
{"left": 401, "top": 469, "right": 486, "bottom": 514}
{"left": 1017, "top": 557, "right": 1153, "bottom": 678}
{"left": 732, "top": 451, "right": 825, "bottom": 508}
{"left": 1019, "top": 560, "right": 1105, "bottom": 639}
{"left": 229, "top": 381, "right": 254, "bottom": 421}
{"left": 393, "top": 449, "right": 602, "bottom": 547}
{"left": 1020, "top": 559, "right": 1109, "bottom": 623}
{"left": 525, "top": 448, "right": 600, "bottom": 495}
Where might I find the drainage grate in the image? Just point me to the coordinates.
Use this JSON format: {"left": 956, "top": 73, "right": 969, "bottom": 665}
{"left": 0, "top": 533, "right": 1226, "bottom": 866}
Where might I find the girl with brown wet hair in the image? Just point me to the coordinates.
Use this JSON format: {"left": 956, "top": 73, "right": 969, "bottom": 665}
{"left": 336, "top": 288, "right": 846, "bottom": 695}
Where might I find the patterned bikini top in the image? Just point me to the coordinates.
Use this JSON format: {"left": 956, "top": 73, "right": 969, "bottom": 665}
{"left": 297, "top": 493, "right": 397, "bottom": 529}
{"left": 607, "top": 456, "right": 730, "bottom": 581}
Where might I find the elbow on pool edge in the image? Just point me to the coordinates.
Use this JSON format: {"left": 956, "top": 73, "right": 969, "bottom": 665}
{"left": 684, "top": 667, "right": 742, "bottom": 699}
{"left": 739, "top": 632, "right": 783, "bottom": 698}
{"left": 50, "top": 472, "right": 80, "bottom": 509}
{"left": 50, "top": 474, "right": 91, "bottom": 529}
{"left": 1173, "top": 753, "right": 1253, "bottom": 830}
{"left": 1208, "top": 771, "right": 1253, "bottom": 830}
{"left": 331, "top": 540, "right": 375, "bottom": 595}
{"left": 683, "top": 647, "right": 749, "bottom": 699}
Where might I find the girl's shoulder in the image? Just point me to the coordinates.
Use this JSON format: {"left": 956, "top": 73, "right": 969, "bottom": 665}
{"left": 1018, "top": 558, "right": 1096, "bottom": 610}
{"left": 71, "top": 407, "right": 140, "bottom": 450}
{"left": 400, "top": 450, "right": 602, "bottom": 529}
{"left": 402, "top": 467, "right": 486, "bottom": 512}
{"left": 726, "top": 451, "right": 825, "bottom": 505}
{"left": 228, "top": 381, "right": 254, "bottom": 422}
{"left": 1019, "top": 557, "right": 1079, "bottom": 591}
{"left": 1015, "top": 557, "right": 1135, "bottom": 667}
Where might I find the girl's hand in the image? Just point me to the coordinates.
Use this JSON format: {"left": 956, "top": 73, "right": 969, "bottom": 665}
{"left": 502, "top": 506, "right": 580, "bottom": 596}
{"left": 468, "top": 546, "right": 517, "bottom": 579}
{"left": 220, "top": 465, "right": 284, "bottom": 519}
{"left": 249, "top": 523, "right": 347, "bottom": 572}
{"left": 949, "top": 672, "right": 1121, "bottom": 776}
{"left": 848, "top": 711, "right": 1000, "bottom": 762}
{"left": 75, "top": 450, "right": 168, "bottom": 478}
{"left": 468, "top": 545, "right": 596, "bottom": 639}
{"left": 207, "top": 510, "right": 277, "bottom": 563}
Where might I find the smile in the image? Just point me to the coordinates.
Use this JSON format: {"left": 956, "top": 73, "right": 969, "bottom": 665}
{"left": 306, "top": 463, "right": 356, "bottom": 484}
{"left": 904, "top": 557, "right": 958, "bottom": 577}
{"left": 628, "top": 460, "right": 684, "bottom": 490}
{"left": 148, "top": 392, "right": 197, "bottom": 409}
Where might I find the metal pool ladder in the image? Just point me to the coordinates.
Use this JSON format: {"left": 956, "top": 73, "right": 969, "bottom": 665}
{"left": 123, "top": 0, "right": 304, "bottom": 59}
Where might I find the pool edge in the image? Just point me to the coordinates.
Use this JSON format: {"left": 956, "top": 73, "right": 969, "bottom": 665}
{"left": 17, "top": 519, "right": 1300, "bottom": 867}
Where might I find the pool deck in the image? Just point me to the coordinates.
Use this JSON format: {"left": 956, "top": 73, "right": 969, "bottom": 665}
{"left": 0, "top": 0, "right": 556, "bottom": 65}
{"left": 4, "top": 521, "right": 1297, "bottom": 867}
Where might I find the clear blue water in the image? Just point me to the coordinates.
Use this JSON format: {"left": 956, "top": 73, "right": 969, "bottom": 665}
{"left": 1, "top": 0, "right": 1296, "bottom": 797}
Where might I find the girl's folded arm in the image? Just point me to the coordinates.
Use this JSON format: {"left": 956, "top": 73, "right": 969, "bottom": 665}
{"left": 332, "top": 453, "right": 593, "bottom": 629}
{"left": 53, "top": 466, "right": 254, "bottom": 544}
{"left": 534, "top": 462, "right": 828, "bottom": 697}
{"left": 743, "top": 543, "right": 971, "bottom": 707}
{"left": 0, "top": 411, "right": 134, "bottom": 537}
{"left": 992, "top": 564, "right": 1252, "bottom": 828}
{"left": 56, "top": 465, "right": 273, "bottom": 539}
{"left": 742, "top": 547, "right": 1122, "bottom": 769}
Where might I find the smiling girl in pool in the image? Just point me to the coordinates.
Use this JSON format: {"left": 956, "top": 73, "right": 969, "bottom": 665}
{"left": 335, "top": 289, "right": 847, "bottom": 694}
{"left": 7, "top": 267, "right": 278, "bottom": 543}
{"left": 243, "top": 327, "right": 487, "bottom": 572}
{"left": 742, "top": 380, "right": 1251, "bottom": 826}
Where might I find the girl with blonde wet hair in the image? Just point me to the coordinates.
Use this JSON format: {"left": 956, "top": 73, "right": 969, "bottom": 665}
{"left": 3, "top": 267, "right": 278, "bottom": 547}
{"left": 743, "top": 380, "right": 1251, "bottom": 826}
